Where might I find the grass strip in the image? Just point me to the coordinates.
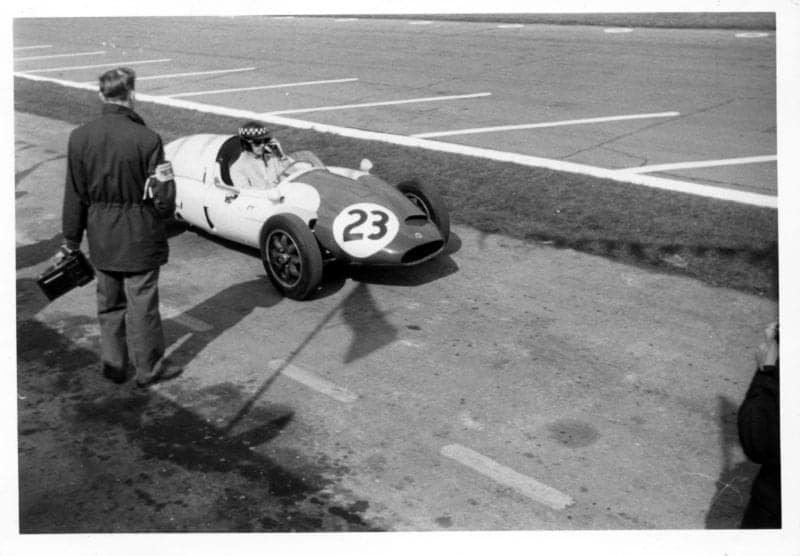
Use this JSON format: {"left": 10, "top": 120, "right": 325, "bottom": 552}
{"left": 14, "top": 77, "right": 777, "bottom": 298}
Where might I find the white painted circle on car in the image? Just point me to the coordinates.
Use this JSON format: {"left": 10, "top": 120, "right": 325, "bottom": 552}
{"left": 333, "top": 202, "right": 400, "bottom": 258}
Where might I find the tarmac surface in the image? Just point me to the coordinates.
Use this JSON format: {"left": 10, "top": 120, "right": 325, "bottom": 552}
{"left": 14, "top": 111, "right": 777, "bottom": 534}
{"left": 13, "top": 16, "right": 776, "bottom": 194}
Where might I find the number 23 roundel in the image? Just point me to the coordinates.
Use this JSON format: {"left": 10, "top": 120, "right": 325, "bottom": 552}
{"left": 332, "top": 203, "right": 400, "bottom": 258}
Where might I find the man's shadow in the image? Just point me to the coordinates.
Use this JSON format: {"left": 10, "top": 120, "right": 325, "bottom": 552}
{"left": 161, "top": 277, "right": 282, "bottom": 370}
{"left": 704, "top": 395, "right": 759, "bottom": 528}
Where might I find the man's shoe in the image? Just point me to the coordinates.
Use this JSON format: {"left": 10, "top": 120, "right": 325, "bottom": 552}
{"left": 134, "top": 365, "right": 183, "bottom": 388}
{"left": 102, "top": 364, "right": 128, "bottom": 384}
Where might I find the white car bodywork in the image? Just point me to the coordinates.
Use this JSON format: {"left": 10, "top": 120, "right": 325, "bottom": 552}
{"left": 166, "top": 134, "right": 368, "bottom": 248}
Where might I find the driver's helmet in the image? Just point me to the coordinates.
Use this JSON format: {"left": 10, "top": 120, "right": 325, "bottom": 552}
{"left": 238, "top": 121, "right": 271, "bottom": 152}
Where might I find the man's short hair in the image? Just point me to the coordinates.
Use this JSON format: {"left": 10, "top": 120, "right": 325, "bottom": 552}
{"left": 98, "top": 67, "right": 136, "bottom": 101}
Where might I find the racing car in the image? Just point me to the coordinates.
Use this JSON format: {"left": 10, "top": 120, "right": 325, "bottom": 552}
{"left": 164, "top": 134, "right": 450, "bottom": 300}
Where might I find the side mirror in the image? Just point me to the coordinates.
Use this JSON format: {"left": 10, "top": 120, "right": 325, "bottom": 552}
{"left": 360, "top": 158, "right": 373, "bottom": 173}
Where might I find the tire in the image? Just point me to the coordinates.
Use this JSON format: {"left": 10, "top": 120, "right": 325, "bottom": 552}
{"left": 396, "top": 180, "right": 450, "bottom": 244}
{"left": 260, "top": 214, "right": 323, "bottom": 300}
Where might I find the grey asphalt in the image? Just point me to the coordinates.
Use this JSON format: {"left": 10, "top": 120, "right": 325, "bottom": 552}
{"left": 14, "top": 110, "right": 776, "bottom": 536}
{"left": 13, "top": 16, "right": 776, "bottom": 193}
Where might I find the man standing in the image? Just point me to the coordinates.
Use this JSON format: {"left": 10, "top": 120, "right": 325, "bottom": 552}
{"left": 738, "top": 322, "right": 780, "bottom": 528}
{"left": 60, "top": 66, "right": 179, "bottom": 388}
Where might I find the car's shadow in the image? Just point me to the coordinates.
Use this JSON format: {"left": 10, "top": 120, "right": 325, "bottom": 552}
{"left": 179, "top": 222, "right": 462, "bottom": 300}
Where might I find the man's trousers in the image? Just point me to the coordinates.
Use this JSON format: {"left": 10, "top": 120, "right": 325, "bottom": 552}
{"left": 95, "top": 267, "right": 165, "bottom": 378}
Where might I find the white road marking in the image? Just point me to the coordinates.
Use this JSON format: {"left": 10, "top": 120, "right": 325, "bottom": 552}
{"left": 268, "top": 359, "right": 358, "bottom": 403}
{"left": 413, "top": 111, "right": 680, "bottom": 138}
{"left": 167, "top": 77, "right": 359, "bottom": 98}
{"left": 14, "top": 45, "right": 53, "bottom": 51}
{"left": 14, "top": 50, "right": 106, "bottom": 62}
{"left": 604, "top": 28, "right": 634, "bottom": 34}
{"left": 136, "top": 67, "right": 256, "bottom": 81}
{"left": 160, "top": 305, "right": 214, "bottom": 332}
{"left": 736, "top": 32, "right": 769, "bottom": 38}
{"left": 25, "top": 59, "right": 172, "bottom": 74}
{"left": 164, "top": 332, "right": 193, "bottom": 359}
{"left": 15, "top": 72, "right": 777, "bottom": 209}
{"left": 622, "top": 155, "right": 777, "bottom": 174}
{"left": 264, "top": 92, "right": 492, "bottom": 115}
{"left": 408, "top": 21, "right": 433, "bottom": 25}
{"left": 335, "top": 18, "right": 358, "bottom": 22}
{"left": 441, "top": 443, "right": 574, "bottom": 510}
{"left": 497, "top": 24, "right": 524, "bottom": 29}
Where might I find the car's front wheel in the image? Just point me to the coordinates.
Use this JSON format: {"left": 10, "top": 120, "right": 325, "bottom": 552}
{"left": 260, "top": 214, "right": 323, "bottom": 300}
{"left": 396, "top": 179, "right": 450, "bottom": 244}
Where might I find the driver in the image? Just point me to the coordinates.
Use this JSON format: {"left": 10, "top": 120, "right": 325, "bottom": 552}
{"left": 229, "top": 121, "right": 291, "bottom": 190}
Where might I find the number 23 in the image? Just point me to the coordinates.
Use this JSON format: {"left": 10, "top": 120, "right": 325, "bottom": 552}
{"left": 343, "top": 208, "right": 389, "bottom": 241}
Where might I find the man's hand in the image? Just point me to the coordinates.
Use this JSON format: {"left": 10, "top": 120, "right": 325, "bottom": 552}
{"left": 51, "top": 244, "right": 77, "bottom": 266}
{"left": 755, "top": 321, "right": 779, "bottom": 370}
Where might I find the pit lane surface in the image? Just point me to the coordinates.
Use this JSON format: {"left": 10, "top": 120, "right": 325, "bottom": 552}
{"left": 13, "top": 16, "right": 776, "bottom": 196}
{"left": 15, "top": 112, "right": 777, "bottom": 532}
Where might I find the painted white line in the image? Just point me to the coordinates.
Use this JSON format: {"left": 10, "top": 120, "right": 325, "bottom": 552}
{"left": 264, "top": 92, "right": 492, "bottom": 116}
{"left": 15, "top": 72, "right": 776, "bottom": 209}
{"left": 25, "top": 58, "right": 172, "bottom": 74}
{"left": 168, "top": 77, "right": 359, "bottom": 98}
{"left": 14, "top": 45, "right": 53, "bottom": 51}
{"left": 408, "top": 21, "right": 433, "bottom": 25}
{"left": 441, "top": 444, "right": 574, "bottom": 510}
{"left": 736, "top": 32, "right": 769, "bottom": 38}
{"left": 604, "top": 28, "right": 634, "bottom": 34}
{"left": 15, "top": 50, "right": 106, "bottom": 62}
{"left": 335, "top": 18, "right": 359, "bottom": 22}
{"left": 164, "top": 332, "right": 193, "bottom": 359}
{"left": 160, "top": 305, "right": 214, "bottom": 332}
{"left": 136, "top": 67, "right": 256, "bottom": 82}
{"left": 623, "top": 155, "right": 777, "bottom": 174}
{"left": 497, "top": 24, "right": 524, "bottom": 29}
{"left": 268, "top": 359, "right": 358, "bottom": 403}
{"left": 413, "top": 111, "right": 680, "bottom": 138}
{"left": 270, "top": 16, "right": 295, "bottom": 19}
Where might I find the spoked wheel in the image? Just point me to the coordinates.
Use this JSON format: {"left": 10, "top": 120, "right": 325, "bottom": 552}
{"left": 396, "top": 179, "right": 450, "bottom": 244}
{"left": 260, "top": 214, "right": 323, "bottom": 300}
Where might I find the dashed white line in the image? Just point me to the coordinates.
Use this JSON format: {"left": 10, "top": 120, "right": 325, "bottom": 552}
{"left": 136, "top": 67, "right": 256, "bottom": 82}
{"left": 736, "top": 32, "right": 769, "bottom": 38}
{"left": 441, "top": 443, "right": 574, "bottom": 510}
{"left": 622, "top": 155, "right": 777, "bottom": 174}
{"left": 413, "top": 111, "right": 680, "bottom": 138}
{"left": 408, "top": 21, "right": 433, "bottom": 25}
{"left": 14, "top": 50, "right": 106, "bottom": 62}
{"left": 163, "top": 333, "right": 193, "bottom": 359}
{"left": 268, "top": 359, "right": 358, "bottom": 403}
{"left": 264, "top": 92, "right": 492, "bottom": 115}
{"left": 604, "top": 28, "right": 633, "bottom": 34}
{"left": 14, "top": 45, "right": 53, "bottom": 51}
{"left": 167, "top": 77, "right": 359, "bottom": 98}
{"left": 160, "top": 305, "right": 214, "bottom": 332}
{"left": 335, "top": 18, "right": 358, "bottom": 22}
{"left": 497, "top": 24, "right": 524, "bottom": 29}
{"left": 25, "top": 59, "right": 172, "bottom": 74}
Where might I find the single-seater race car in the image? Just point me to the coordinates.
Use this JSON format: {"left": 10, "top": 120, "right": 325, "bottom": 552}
{"left": 165, "top": 134, "right": 450, "bottom": 300}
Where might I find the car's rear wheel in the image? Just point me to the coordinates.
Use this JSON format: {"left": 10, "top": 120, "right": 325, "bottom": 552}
{"left": 260, "top": 214, "right": 323, "bottom": 300}
{"left": 396, "top": 180, "right": 450, "bottom": 244}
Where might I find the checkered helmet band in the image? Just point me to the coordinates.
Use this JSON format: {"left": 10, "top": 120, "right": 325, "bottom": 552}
{"left": 238, "top": 122, "right": 271, "bottom": 140}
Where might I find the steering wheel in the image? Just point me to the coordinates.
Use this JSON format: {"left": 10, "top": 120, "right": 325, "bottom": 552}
{"left": 279, "top": 160, "right": 311, "bottom": 179}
